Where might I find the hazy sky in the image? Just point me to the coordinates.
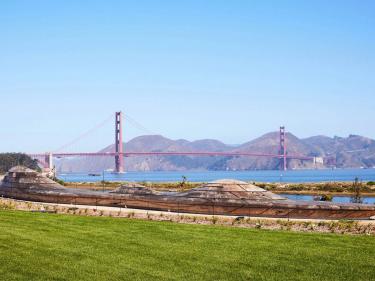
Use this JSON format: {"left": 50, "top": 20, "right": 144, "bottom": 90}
{"left": 1, "top": 0, "right": 374, "bottom": 153}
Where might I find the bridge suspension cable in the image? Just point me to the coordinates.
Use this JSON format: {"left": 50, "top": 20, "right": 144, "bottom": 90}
{"left": 122, "top": 112, "right": 156, "bottom": 135}
{"left": 52, "top": 112, "right": 157, "bottom": 154}
{"left": 28, "top": 111, "right": 322, "bottom": 173}
{"left": 53, "top": 113, "right": 113, "bottom": 153}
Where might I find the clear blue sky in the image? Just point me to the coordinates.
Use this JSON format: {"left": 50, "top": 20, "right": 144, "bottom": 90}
{"left": 1, "top": 0, "right": 374, "bottom": 153}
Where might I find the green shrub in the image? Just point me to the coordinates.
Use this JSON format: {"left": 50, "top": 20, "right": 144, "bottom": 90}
{"left": 256, "top": 183, "right": 267, "bottom": 189}
{"left": 55, "top": 178, "right": 66, "bottom": 186}
{"left": 211, "top": 216, "right": 218, "bottom": 225}
{"left": 289, "top": 184, "right": 304, "bottom": 191}
{"left": 0, "top": 201, "right": 15, "bottom": 210}
{"left": 319, "top": 194, "right": 333, "bottom": 201}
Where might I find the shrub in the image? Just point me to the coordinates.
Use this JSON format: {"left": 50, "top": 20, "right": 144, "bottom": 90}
{"left": 211, "top": 216, "right": 218, "bottom": 225}
{"left": 289, "top": 184, "right": 304, "bottom": 191}
{"left": 256, "top": 183, "right": 267, "bottom": 189}
{"left": 317, "top": 184, "right": 332, "bottom": 191}
{"left": 49, "top": 177, "right": 66, "bottom": 186}
{"left": 319, "top": 194, "right": 333, "bottom": 201}
{"left": 0, "top": 201, "right": 15, "bottom": 210}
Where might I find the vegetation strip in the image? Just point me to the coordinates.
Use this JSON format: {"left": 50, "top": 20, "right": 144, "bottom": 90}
{"left": 62, "top": 180, "right": 375, "bottom": 196}
{"left": 1, "top": 198, "right": 374, "bottom": 235}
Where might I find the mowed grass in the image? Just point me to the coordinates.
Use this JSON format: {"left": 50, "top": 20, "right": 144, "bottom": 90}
{"left": 0, "top": 211, "right": 374, "bottom": 281}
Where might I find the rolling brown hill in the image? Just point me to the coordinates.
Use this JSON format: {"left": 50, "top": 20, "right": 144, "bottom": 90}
{"left": 56, "top": 133, "right": 375, "bottom": 172}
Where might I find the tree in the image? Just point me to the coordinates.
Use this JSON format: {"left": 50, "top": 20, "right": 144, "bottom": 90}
{"left": 0, "top": 153, "right": 41, "bottom": 174}
{"left": 351, "top": 177, "right": 363, "bottom": 204}
{"left": 180, "top": 175, "right": 188, "bottom": 188}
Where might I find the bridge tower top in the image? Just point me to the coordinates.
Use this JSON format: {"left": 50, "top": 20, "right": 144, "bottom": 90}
{"left": 279, "top": 126, "right": 287, "bottom": 171}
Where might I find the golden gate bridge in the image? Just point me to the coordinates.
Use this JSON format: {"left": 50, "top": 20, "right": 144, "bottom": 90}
{"left": 28, "top": 112, "right": 326, "bottom": 173}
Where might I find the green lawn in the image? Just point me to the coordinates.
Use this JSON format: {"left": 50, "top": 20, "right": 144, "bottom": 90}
{"left": 0, "top": 211, "right": 374, "bottom": 281}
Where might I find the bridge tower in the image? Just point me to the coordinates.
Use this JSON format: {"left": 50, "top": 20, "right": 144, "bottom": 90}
{"left": 44, "top": 152, "right": 53, "bottom": 171}
{"left": 40, "top": 152, "right": 55, "bottom": 176}
{"left": 115, "top": 111, "right": 124, "bottom": 173}
{"left": 279, "top": 126, "right": 287, "bottom": 171}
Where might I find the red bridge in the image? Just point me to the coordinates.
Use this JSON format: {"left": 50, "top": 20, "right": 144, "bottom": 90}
{"left": 28, "top": 112, "right": 323, "bottom": 173}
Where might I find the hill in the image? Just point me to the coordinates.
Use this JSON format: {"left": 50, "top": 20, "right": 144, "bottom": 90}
{"left": 56, "top": 133, "right": 375, "bottom": 172}
{"left": 304, "top": 135, "right": 375, "bottom": 168}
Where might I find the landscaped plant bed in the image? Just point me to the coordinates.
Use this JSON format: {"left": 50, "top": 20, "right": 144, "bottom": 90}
{"left": 1, "top": 197, "right": 374, "bottom": 235}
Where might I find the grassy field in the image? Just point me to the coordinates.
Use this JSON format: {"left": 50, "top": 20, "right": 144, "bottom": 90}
{"left": 0, "top": 211, "right": 374, "bottom": 281}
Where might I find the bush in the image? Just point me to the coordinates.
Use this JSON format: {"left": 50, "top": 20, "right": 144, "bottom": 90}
{"left": 0, "top": 201, "right": 15, "bottom": 210}
{"left": 211, "top": 216, "right": 218, "bottom": 224}
{"left": 289, "top": 184, "right": 304, "bottom": 191}
{"left": 319, "top": 194, "right": 333, "bottom": 202}
{"left": 316, "top": 183, "right": 345, "bottom": 193}
{"left": 256, "top": 183, "right": 267, "bottom": 189}
{"left": 50, "top": 177, "right": 65, "bottom": 186}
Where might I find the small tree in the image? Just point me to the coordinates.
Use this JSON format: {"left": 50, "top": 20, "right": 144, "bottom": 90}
{"left": 351, "top": 177, "right": 363, "bottom": 204}
{"left": 180, "top": 175, "right": 187, "bottom": 188}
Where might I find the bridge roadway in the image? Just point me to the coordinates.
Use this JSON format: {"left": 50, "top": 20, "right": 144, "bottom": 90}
{"left": 29, "top": 151, "right": 314, "bottom": 160}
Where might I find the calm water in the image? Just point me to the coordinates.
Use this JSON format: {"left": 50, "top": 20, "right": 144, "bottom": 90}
{"left": 281, "top": 194, "right": 375, "bottom": 204}
{"left": 57, "top": 169, "right": 375, "bottom": 204}
{"left": 58, "top": 168, "right": 375, "bottom": 183}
